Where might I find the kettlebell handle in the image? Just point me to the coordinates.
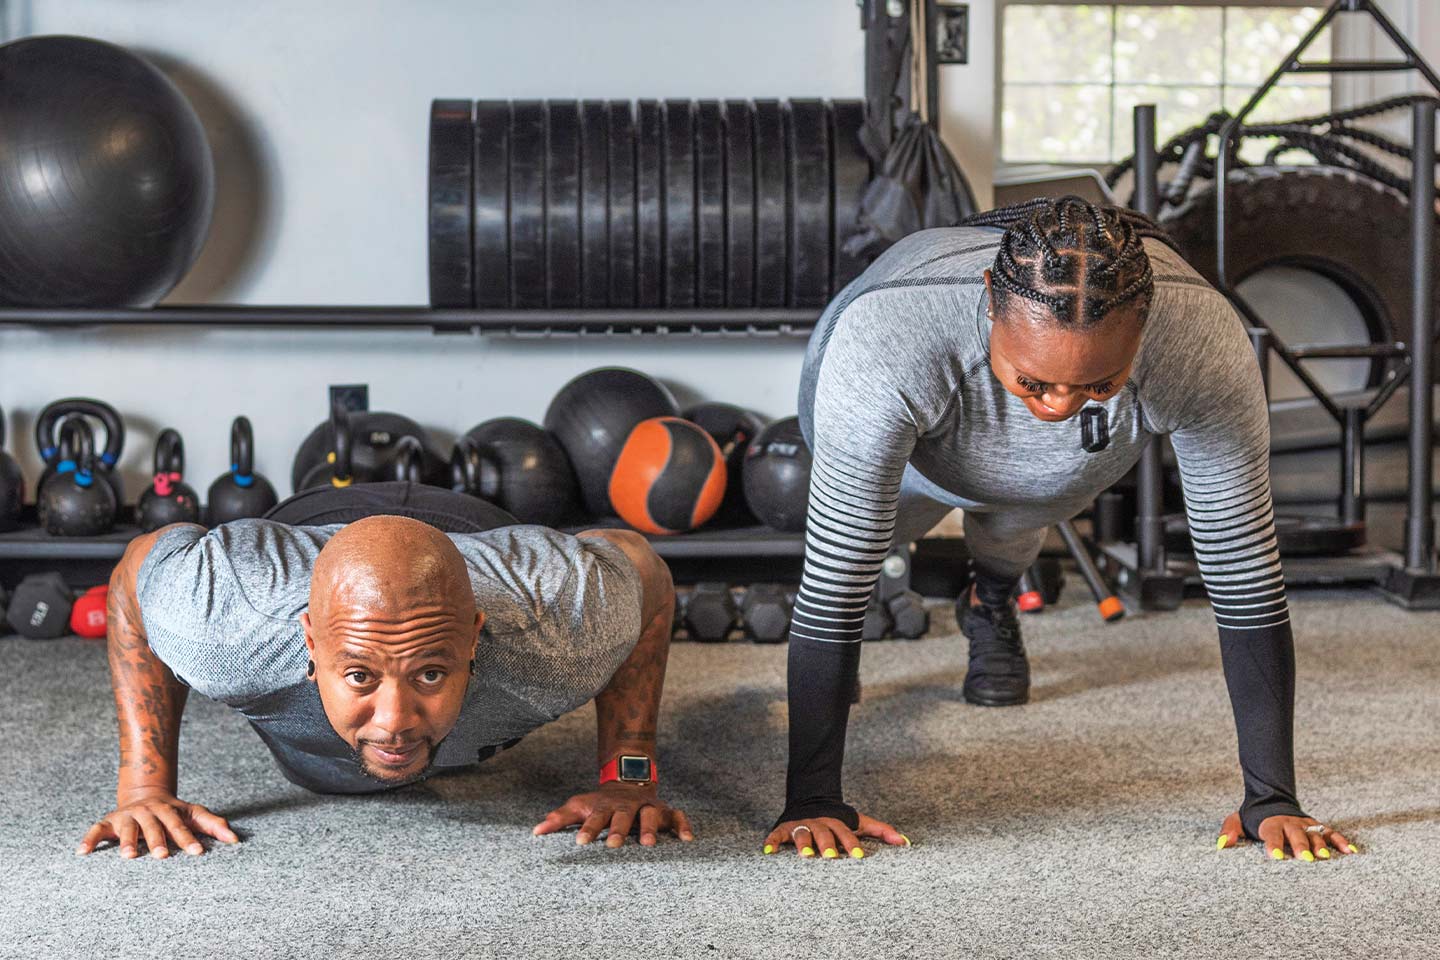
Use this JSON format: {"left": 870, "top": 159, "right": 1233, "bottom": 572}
{"left": 450, "top": 436, "right": 500, "bottom": 500}
{"left": 329, "top": 404, "right": 353, "bottom": 487}
{"left": 229, "top": 416, "right": 256, "bottom": 479}
{"left": 153, "top": 429, "right": 185, "bottom": 480}
{"left": 392, "top": 436, "right": 424, "bottom": 484}
{"left": 35, "top": 398, "right": 125, "bottom": 471}
{"left": 58, "top": 417, "right": 96, "bottom": 479}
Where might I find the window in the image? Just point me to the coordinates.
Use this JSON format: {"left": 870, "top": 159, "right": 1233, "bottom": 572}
{"left": 1000, "top": 4, "right": 1333, "bottom": 165}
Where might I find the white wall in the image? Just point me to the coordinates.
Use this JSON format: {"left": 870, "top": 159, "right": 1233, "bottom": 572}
{"left": 0, "top": 0, "right": 915, "bottom": 497}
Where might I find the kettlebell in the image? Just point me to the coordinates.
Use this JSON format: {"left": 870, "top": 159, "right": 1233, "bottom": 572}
{"left": 296, "top": 405, "right": 355, "bottom": 491}
{"left": 40, "top": 418, "right": 117, "bottom": 536}
{"left": 391, "top": 435, "right": 425, "bottom": 483}
{"left": 138, "top": 429, "right": 201, "bottom": 532}
{"left": 450, "top": 436, "right": 501, "bottom": 500}
{"left": 35, "top": 398, "right": 127, "bottom": 506}
{"left": 206, "top": 416, "right": 278, "bottom": 525}
{"left": 0, "top": 403, "right": 24, "bottom": 532}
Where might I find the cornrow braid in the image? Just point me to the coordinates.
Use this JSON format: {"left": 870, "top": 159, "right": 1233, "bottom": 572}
{"left": 963, "top": 196, "right": 1176, "bottom": 328}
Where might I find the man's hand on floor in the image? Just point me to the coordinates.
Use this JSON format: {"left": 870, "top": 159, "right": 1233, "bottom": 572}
{"left": 76, "top": 788, "right": 238, "bottom": 859}
{"left": 1215, "top": 810, "right": 1358, "bottom": 861}
{"left": 532, "top": 782, "right": 694, "bottom": 847}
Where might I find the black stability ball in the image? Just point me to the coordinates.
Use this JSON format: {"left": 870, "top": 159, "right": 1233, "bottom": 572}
{"left": 459, "top": 417, "right": 580, "bottom": 527}
{"left": 543, "top": 368, "right": 679, "bottom": 517}
{"left": 0, "top": 35, "right": 214, "bottom": 307}
{"left": 742, "top": 416, "right": 811, "bottom": 533}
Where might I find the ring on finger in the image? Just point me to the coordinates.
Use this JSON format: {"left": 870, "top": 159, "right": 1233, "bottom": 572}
{"left": 1304, "top": 824, "right": 1326, "bottom": 834}
{"left": 792, "top": 825, "right": 812, "bottom": 838}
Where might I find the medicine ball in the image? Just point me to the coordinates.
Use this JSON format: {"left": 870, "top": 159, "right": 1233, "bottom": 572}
{"left": 0, "top": 36, "right": 214, "bottom": 307}
{"left": 610, "top": 417, "right": 726, "bottom": 535}
{"left": 459, "top": 417, "right": 580, "bottom": 527}
{"left": 543, "top": 368, "right": 679, "bottom": 517}
{"left": 742, "top": 416, "right": 811, "bottom": 533}
{"left": 683, "top": 403, "right": 767, "bottom": 527}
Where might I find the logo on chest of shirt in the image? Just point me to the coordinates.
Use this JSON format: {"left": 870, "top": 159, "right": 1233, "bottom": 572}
{"left": 1080, "top": 407, "right": 1110, "bottom": 453}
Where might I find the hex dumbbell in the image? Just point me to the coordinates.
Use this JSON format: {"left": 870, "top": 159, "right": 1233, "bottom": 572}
{"left": 740, "top": 583, "right": 793, "bottom": 643}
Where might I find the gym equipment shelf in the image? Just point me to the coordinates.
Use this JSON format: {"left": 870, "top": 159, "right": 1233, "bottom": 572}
{"left": 0, "top": 305, "right": 820, "bottom": 337}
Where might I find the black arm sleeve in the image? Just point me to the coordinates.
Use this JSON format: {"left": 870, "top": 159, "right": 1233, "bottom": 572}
{"left": 1218, "top": 621, "right": 1302, "bottom": 838}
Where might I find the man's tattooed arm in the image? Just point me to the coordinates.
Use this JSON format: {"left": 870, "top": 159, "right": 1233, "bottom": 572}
{"left": 106, "top": 525, "right": 202, "bottom": 804}
{"left": 578, "top": 531, "right": 675, "bottom": 770}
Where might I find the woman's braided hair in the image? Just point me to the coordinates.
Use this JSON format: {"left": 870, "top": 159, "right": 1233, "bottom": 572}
{"left": 962, "top": 196, "right": 1176, "bottom": 328}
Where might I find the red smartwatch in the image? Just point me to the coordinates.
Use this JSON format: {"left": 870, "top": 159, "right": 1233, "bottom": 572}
{"left": 600, "top": 755, "right": 657, "bottom": 786}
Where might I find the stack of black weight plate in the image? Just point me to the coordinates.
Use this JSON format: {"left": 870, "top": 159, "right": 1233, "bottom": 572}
{"left": 427, "top": 98, "right": 872, "bottom": 309}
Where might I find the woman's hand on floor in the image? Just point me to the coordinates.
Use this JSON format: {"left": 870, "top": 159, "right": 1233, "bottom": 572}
{"left": 763, "top": 812, "right": 909, "bottom": 860}
{"left": 76, "top": 789, "right": 238, "bottom": 859}
{"left": 533, "top": 782, "right": 694, "bottom": 847}
{"left": 1216, "top": 810, "right": 1357, "bottom": 861}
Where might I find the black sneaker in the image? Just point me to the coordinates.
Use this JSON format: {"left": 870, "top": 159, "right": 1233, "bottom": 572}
{"left": 959, "top": 599, "right": 1030, "bottom": 706}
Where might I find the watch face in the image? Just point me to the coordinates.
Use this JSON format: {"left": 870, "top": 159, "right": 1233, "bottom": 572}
{"left": 619, "top": 756, "right": 651, "bottom": 781}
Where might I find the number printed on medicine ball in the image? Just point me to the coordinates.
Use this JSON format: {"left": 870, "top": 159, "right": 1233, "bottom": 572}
{"left": 608, "top": 417, "right": 726, "bottom": 535}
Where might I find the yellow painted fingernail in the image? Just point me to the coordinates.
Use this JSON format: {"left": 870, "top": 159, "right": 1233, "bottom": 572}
{"left": 801, "top": 846, "right": 815, "bottom": 857}
{"left": 1271, "top": 848, "right": 1285, "bottom": 860}
{"left": 1300, "top": 850, "right": 1315, "bottom": 862}
{"left": 1317, "top": 848, "right": 1330, "bottom": 859}
{"left": 822, "top": 848, "right": 838, "bottom": 859}
{"left": 763, "top": 844, "right": 775, "bottom": 855}
{"left": 1347, "top": 844, "right": 1359, "bottom": 854}
{"left": 1217, "top": 835, "right": 1228, "bottom": 850}
{"left": 901, "top": 834, "right": 912, "bottom": 848}
{"left": 851, "top": 847, "right": 865, "bottom": 859}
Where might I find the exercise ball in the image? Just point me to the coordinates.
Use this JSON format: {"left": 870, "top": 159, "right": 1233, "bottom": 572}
{"left": 683, "top": 402, "right": 767, "bottom": 526}
{"left": 461, "top": 417, "right": 580, "bottom": 527}
{"left": 543, "top": 368, "right": 679, "bottom": 517}
{"left": 742, "top": 417, "right": 811, "bottom": 533}
{"left": 0, "top": 35, "right": 214, "bottom": 307}
{"left": 610, "top": 417, "right": 726, "bottom": 535}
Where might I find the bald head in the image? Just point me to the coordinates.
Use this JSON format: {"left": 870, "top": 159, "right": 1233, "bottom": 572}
{"left": 309, "top": 515, "right": 477, "bottom": 639}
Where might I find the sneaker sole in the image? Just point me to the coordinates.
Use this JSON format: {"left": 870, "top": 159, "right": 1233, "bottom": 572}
{"left": 963, "top": 689, "right": 1030, "bottom": 707}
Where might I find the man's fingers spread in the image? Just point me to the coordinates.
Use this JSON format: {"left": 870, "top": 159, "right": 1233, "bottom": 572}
{"left": 576, "top": 811, "right": 609, "bottom": 846}
{"left": 188, "top": 807, "right": 238, "bottom": 844}
{"left": 674, "top": 809, "right": 695, "bottom": 841}
{"left": 117, "top": 818, "right": 140, "bottom": 859}
{"left": 532, "top": 810, "right": 571, "bottom": 836}
{"left": 606, "top": 810, "right": 635, "bottom": 848}
{"left": 154, "top": 807, "right": 203, "bottom": 855}
{"left": 132, "top": 810, "right": 169, "bottom": 859}
{"left": 638, "top": 806, "right": 661, "bottom": 847}
{"left": 76, "top": 822, "right": 110, "bottom": 855}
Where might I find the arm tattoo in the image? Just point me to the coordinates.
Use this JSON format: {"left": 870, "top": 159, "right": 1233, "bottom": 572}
{"left": 593, "top": 544, "right": 674, "bottom": 768}
{"left": 107, "top": 535, "right": 189, "bottom": 800}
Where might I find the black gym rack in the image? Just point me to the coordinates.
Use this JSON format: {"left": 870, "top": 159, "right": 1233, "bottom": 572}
{"left": 1100, "top": 0, "right": 1440, "bottom": 610}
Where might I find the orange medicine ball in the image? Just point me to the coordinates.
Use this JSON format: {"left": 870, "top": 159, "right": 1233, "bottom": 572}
{"left": 609, "top": 417, "right": 727, "bottom": 535}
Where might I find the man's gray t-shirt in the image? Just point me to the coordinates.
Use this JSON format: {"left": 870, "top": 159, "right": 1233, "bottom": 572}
{"left": 134, "top": 520, "right": 643, "bottom": 793}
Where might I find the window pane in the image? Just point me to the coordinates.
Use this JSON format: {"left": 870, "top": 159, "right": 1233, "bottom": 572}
{"left": 1114, "top": 5, "right": 1222, "bottom": 85}
{"left": 1003, "top": 5, "right": 1113, "bottom": 84}
{"left": 1002, "top": 84, "right": 1113, "bottom": 163}
{"left": 1114, "top": 85, "right": 1223, "bottom": 160}
{"left": 1223, "top": 83, "right": 1331, "bottom": 122}
{"left": 1225, "top": 8, "right": 1331, "bottom": 86}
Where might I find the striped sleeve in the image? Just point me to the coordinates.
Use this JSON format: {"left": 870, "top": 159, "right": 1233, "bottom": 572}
{"left": 781, "top": 293, "right": 923, "bottom": 825}
{"left": 1160, "top": 297, "right": 1305, "bottom": 838}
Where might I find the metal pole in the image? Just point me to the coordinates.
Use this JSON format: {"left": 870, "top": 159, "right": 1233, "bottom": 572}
{"left": 1248, "top": 327, "right": 1272, "bottom": 399}
{"left": 1341, "top": 407, "right": 1366, "bottom": 526}
{"left": 1405, "top": 100, "right": 1436, "bottom": 572}
{"left": 1132, "top": 104, "right": 1165, "bottom": 574}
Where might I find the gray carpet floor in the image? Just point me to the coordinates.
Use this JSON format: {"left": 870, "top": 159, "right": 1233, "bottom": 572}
{"left": 2, "top": 585, "right": 1438, "bottom": 960}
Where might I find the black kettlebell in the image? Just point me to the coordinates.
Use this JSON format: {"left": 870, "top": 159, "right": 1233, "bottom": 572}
{"left": 35, "top": 398, "right": 126, "bottom": 506}
{"left": 450, "top": 436, "right": 501, "bottom": 499}
{"left": 391, "top": 435, "right": 425, "bottom": 483}
{"left": 0, "top": 403, "right": 23, "bottom": 532}
{"left": 297, "top": 405, "right": 355, "bottom": 491}
{"left": 138, "top": 429, "right": 201, "bottom": 532}
{"left": 206, "top": 416, "right": 279, "bottom": 525}
{"left": 40, "top": 418, "right": 117, "bottom": 536}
